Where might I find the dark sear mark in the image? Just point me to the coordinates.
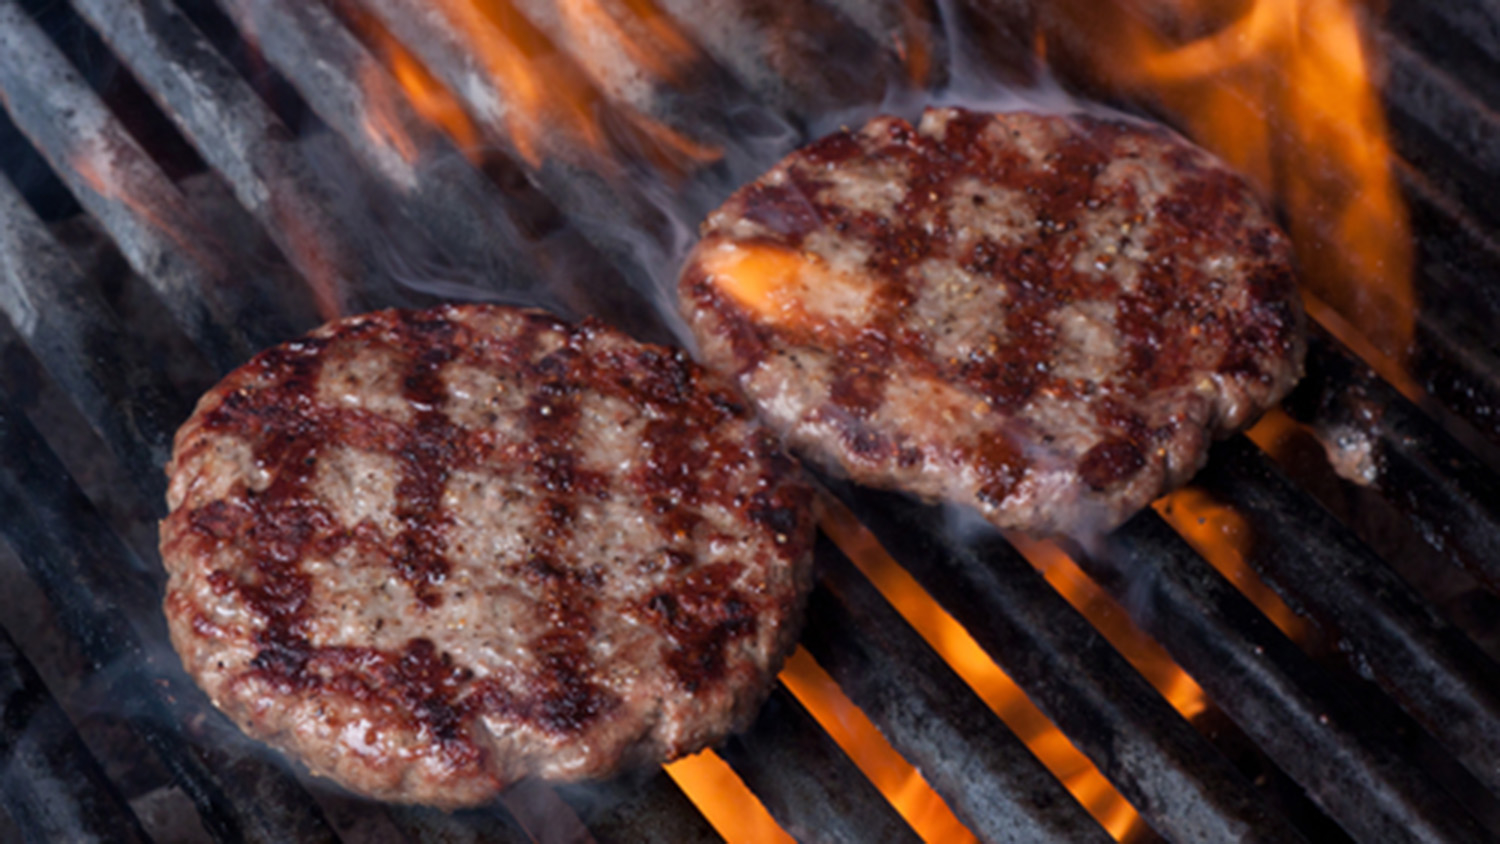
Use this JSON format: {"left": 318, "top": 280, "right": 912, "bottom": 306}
{"left": 390, "top": 310, "right": 463, "bottom": 606}
{"left": 639, "top": 562, "right": 760, "bottom": 693}
{"left": 1079, "top": 437, "right": 1147, "bottom": 490}
{"left": 166, "top": 306, "right": 815, "bottom": 796}
{"left": 680, "top": 107, "right": 1304, "bottom": 536}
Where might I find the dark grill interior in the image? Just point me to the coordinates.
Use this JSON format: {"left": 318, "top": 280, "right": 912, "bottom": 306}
{"left": 2, "top": 0, "right": 1500, "bottom": 841}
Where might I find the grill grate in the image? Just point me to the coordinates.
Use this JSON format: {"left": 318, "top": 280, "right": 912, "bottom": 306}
{"left": 2, "top": 0, "right": 1500, "bottom": 842}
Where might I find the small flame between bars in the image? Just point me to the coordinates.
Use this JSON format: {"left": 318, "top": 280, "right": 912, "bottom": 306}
{"left": 331, "top": 0, "right": 1410, "bottom": 838}
{"left": 346, "top": 0, "right": 719, "bottom": 175}
{"left": 1045, "top": 0, "right": 1416, "bottom": 392}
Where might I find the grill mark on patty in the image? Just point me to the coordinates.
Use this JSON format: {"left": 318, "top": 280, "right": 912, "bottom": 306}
{"left": 740, "top": 182, "right": 821, "bottom": 244}
{"left": 639, "top": 561, "right": 757, "bottom": 693}
{"left": 516, "top": 322, "right": 620, "bottom": 734}
{"left": 682, "top": 107, "right": 1303, "bottom": 535}
{"left": 167, "top": 306, "right": 817, "bottom": 798}
{"left": 179, "top": 315, "right": 629, "bottom": 746}
{"left": 391, "top": 310, "right": 463, "bottom": 605}
{"left": 723, "top": 109, "right": 1284, "bottom": 413}
{"left": 631, "top": 355, "right": 758, "bottom": 689}
{"left": 1079, "top": 437, "right": 1147, "bottom": 490}
{"left": 196, "top": 339, "right": 334, "bottom": 691}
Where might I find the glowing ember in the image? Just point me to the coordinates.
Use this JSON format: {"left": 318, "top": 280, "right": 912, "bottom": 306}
{"left": 1045, "top": 0, "right": 1415, "bottom": 388}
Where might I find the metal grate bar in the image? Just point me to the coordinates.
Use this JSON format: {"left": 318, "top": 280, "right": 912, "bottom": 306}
{"left": 350, "top": 0, "right": 694, "bottom": 317}
{"left": 1380, "top": 30, "right": 1500, "bottom": 235}
{"left": 0, "top": 396, "right": 339, "bottom": 844}
{"left": 803, "top": 535, "right": 1114, "bottom": 843}
{"left": 1201, "top": 436, "right": 1500, "bottom": 799}
{"left": 557, "top": 772, "right": 723, "bottom": 843}
{"left": 1398, "top": 164, "right": 1500, "bottom": 455}
{"left": 830, "top": 483, "right": 1306, "bottom": 843}
{"left": 1402, "top": 163, "right": 1500, "bottom": 337}
{"left": 0, "top": 0, "right": 260, "bottom": 369}
{"left": 1382, "top": 0, "right": 1500, "bottom": 110}
{"left": 648, "top": 0, "right": 899, "bottom": 118}
{"left": 0, "top": 623, "right": 152, "bottom": 844}
{"left": 0, "top": 172, "right": 181, "bottom": 497}
{"left": 68, "top": 0, "right": 390, "bottom": 316}
{"left": 1078, "top": 511, "right": 1491, "bottom": 843}
{"left": 383, "top": 804, "right": 532, "bottom": 844}
{"left": 498, "top": 0, "right": 743, "bottom": 151}
{"left": 718, "top": 685, "right": 922, "bottom": 844}
{"left": 496, "top": 778, "right": 598, "bottom": 844}
{"left": 1288, "top": 328, "right": 1500, "bottom": 593}
{"left": 207, "top": 0, "right": 552, "bottom": 303}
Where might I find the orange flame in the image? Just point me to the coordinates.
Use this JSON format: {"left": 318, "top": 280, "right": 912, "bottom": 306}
{"left": 664, "top": 750, "right": 792, "bottom": 843}
{"left": 818, "top": 502, "right": 1145, "bottom": 841}
{"left": 425, "top": 0, "right": 590, "bottom": 168}
{"left": 556, "top": 0, "right": 699, "bottom": 84}
{"left": 894, "top": 0, "right": 936, "bottom": 85}
{"left": 1155, "top": 486, "right": 1314, "bottom": 642}
{"left": 77, "top": 149, "right": 341, "bottom": 320}
{"left": 1005, "top": 535, "right": 1210, "bottom": 722}
{"left": 70, "top": 153, "right": 221, "bottom": 275}
{"left": 345, "top": 0, "right": 718, "bottom": 176}
{"left": 382, "top": 42, "right": 482, "bottom": 165}
{"left": 1047, "top": 0, "right": 1414, "bottom": 387}
{"left": 780, "top": 646, "right": 976, "bottom": 843}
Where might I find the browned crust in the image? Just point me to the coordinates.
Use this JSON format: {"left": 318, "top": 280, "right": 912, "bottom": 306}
{"left": 679, "top": 107, "right": 1305, "bottom": 536}
{"left": 160, "top": 305, "right": 815, "bottom": 807}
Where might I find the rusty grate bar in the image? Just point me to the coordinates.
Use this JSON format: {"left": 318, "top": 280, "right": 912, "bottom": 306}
{"left": 829, "top": 482, "right": 1306, "bottom": 842}
{"left": 0, "top": 623, "right": 152, "bottom": 844}
{"left": 803, "top": 535, "right": 1114, "bottom": 843}
{"left": 1200, "top": 437, "right": 1500, "bottom": 800}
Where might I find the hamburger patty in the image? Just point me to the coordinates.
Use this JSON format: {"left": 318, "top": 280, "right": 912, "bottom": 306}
{"left": 679, "top": 107, "right": 1304, "bottom": 537}
{"left": 159, "top": 305, "right": 815, "bottom": 807}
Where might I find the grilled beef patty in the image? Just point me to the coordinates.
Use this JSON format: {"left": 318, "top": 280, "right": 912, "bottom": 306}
{"left": 160, "top": 305, "right": 815, "bottom": 807}
{"left": 680, "top": 107, "right": 1304, "bottom": 537}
